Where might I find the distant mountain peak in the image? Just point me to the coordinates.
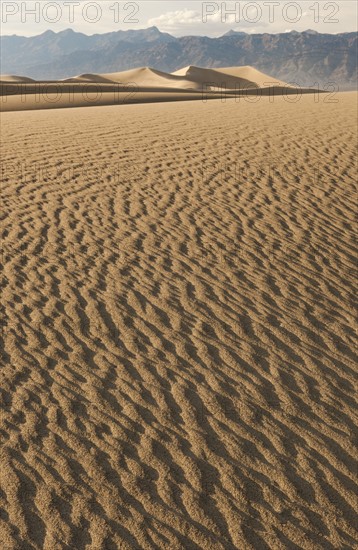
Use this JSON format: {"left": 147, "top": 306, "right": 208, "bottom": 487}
{"left": 222, "top": 29, "right": 248, "bottom": 37}
{"left": 39, "top": 30, "right": 56, "bottom": 36}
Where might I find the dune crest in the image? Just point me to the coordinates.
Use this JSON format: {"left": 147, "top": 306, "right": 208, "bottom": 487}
{"left": 62, "top": 74, "right": 118, "bottom": 84}
{"left": 0, "top": 75, "right": 36, "bottom": 83}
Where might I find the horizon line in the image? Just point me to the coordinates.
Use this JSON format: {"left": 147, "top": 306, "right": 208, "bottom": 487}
{"left": 1, "top": 26, "right": 357, "bottom": 39}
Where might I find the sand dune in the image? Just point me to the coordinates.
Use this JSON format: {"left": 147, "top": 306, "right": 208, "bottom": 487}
{"left": 62, "top": 67, "right": 208, "bottom": 90}
{"left": 0, "top": 75, "right": 36, "bottom": 83}
{"left": 213, "top": 66, "right": 293, "bottom": 87}
{"left": 68, "top": 66, "right": 291, "bottom": 90}
{"left": 1, "top": 93, "right": 357, "bottom": 549}
{"left": 0, "top": 65, "right": 308, "bottom": 112}
{"left": 97, "top": 67, "right": 204, "bottom": 90}
{"left": 172, "top": 65, "right": 291, "bottom": 89}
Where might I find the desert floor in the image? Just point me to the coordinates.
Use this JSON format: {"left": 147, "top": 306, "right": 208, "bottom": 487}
{"left": 1, "top": 93, "right": 357, "bottom": 549}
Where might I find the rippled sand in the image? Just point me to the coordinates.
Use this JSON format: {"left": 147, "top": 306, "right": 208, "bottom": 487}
{"left": 1, "top": 93, "right": 357, "bottom": 549}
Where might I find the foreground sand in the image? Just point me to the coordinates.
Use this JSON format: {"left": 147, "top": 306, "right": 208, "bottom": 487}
{"left": 1, "top": 93, "right": 357, "bottom": 549}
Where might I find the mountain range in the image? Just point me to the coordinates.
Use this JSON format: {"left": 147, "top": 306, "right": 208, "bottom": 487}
{"left": 1, "top": 27, "right": 357, "bottom": 90}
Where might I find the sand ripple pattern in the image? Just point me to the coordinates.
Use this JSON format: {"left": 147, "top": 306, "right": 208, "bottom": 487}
{"left": 1, "top": 94, "right": 357, "bottom": 549}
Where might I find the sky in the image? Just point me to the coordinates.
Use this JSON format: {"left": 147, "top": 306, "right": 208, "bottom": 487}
{"left": 1, "top": 1, "right": 357, "bottom": 37}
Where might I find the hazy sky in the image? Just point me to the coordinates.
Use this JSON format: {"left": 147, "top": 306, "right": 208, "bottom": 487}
{"left": 1, "top": 1, "right": 357, "bottom": 36}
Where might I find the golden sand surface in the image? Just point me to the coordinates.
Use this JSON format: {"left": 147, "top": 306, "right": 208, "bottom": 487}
{"left": 1, "top": 93, "right": 357, "bottom": 549}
